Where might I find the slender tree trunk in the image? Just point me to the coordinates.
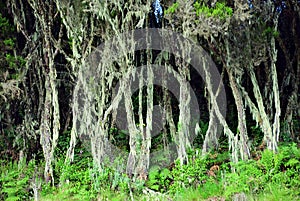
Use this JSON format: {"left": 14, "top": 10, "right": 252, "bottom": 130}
{"left": 224, "top": 39, "right": 250, "bottom": 161}
{"left": 202, "top": 67, "right": 224, "bottom": 155}
{"left": 202, "top": 105, "right": 219, "bottom": 154}
{"left": 27, "top": 0, "right": 61, "bottom": 183}
{"left": 227, "top": 68, "right": 250, "bottom": 160}
{"left": 270, "top": 27, "right": 281, "bottom": 151}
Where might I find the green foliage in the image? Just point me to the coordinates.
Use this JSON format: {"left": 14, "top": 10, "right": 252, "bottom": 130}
{"left": 248, "top": 183, "right": 298, "bottom": 201}
{"left": 224, "top": 160, "right": 263, "bottom": 197}
{"left": 194, "top": 2, "right": 233, "bottom": 19}
{"left": 42, "top": 156, "right": 96, "bottom": 200}
{"left": 54, "top": 130, "right": 71, "bottom": 156}
{"left": 165, "top": 144, "right": 299, "bottom": 199}
{"left": 0, "top": 14, "right": 14, "bottom": 35}
{"left": 165, "top": 1, "right": 233, "bottom": 19}
{"left": 263, "top": 26, "right": 279, "bottom": 38}
{"left": 170, "top": 153, "right": 211, "bottom": 193}
{"left": 5, "top": 54, "right": 25, "bottom": 70}
{"left": 174, "top": 181, "right": 223, "bottom": 200}
{"left": 259, "top": 144, "right": 300, "bottom": 186}
{"left": 47, "top": 155, "right": 143, "bottom": 200}
{"left": 3, "top": 39, "right": 15, "bottom": 47}
{"left": 223, "top": 144, "right": 300, "bottom": 198}
{"left": 199, "top": 181, "right": 223, "bottom": 198}
{"left": 0, "top": 12, "right": 24, "bottom": 82}
{"left": 0, "top": 160, "right": 36, "bottom": 201}
{"left": 146, "top": 167, "right": 172, "bottom": 192}
{"left": 1, "top": 144, "right": 299, "bottom": 200}
{"left": 165, "top": 2, "right": 179, "bottom": 14}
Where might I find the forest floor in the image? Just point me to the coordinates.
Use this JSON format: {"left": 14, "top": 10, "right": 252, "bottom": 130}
{"left": 1, "top": 143, "right": 300, "bottom": 201}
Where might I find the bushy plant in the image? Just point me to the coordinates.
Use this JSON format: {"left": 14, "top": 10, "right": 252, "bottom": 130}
{"left": 194, "top": 1, "right": 233, "bottom": 19}
{"left": 223, "top": 143, "right": 300, "bottom": 198}
{"left": 0, "top": 160, "right": 36, "bottom": 201}
{"left": 3, "top": 143, "right": 297, "bottom": 200}
{"left": 165, "top": 2, "right": 179, "bottom": 14}
{"left": 50, "top": 156, "right": 95, "bottom": 200}
{"left": 146, "top": 167, "right": 173, "bottom": 192}
{"left": 169, "top": 153, "right": 211, "bottom": 193}
{"left": 223, "top": 160, "right": 263, "bottom": 197}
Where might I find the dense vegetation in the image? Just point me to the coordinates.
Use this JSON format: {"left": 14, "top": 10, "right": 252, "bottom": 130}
{"left": 1, "top": 143, "right": 300, "bottom": 200}
{"left": 0, "top": 0, "right": 299, "bottom": 200}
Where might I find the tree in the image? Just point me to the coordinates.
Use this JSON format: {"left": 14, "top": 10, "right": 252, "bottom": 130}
{"left": 2, "top": 0, "right": 299, "bottom": 185}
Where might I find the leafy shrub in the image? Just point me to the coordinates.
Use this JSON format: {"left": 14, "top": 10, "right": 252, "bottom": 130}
{"left": 50, "top": 156, "right": 95, "bottom": 200}
{"left": 146, "top": 167, "right": 172, "bottom": 192}
{"left": 194, "top": 1, "right": 233, "bottom": 19}
{"left": 223, "top": 160, "right": 263, "bottom": 197}
{"left": 0, "top": 13, "right": 14, "bottom": 35}
{"left": 223, "top": 144, "right": 300, "bottom": 198}
{"left": 169, "top": 153, "right": 210, "bottom": 193}
{"left": 2, "top": 144, "right": 298, "bottom": 200}
{"left": 165, "top": 2, "right": 179, "bottom": 14}
{"left": 0, "top": 160, "right": 36, "bottom": 201}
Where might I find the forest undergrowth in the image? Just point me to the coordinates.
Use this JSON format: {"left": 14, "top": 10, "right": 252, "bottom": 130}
{"left": 1, "top": 138, "right": 300, "bottom": 201}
